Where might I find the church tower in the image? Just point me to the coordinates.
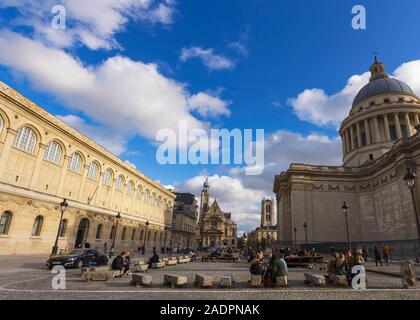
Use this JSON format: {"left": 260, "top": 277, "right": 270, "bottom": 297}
{"left": 261, "top": 198, "right": 273, "bottom": 227}
{"left": 199, "top": 178, "right": 210, "bottom": 228}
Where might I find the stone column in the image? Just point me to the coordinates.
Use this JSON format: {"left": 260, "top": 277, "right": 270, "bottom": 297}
{"left": 345, "top": 130, "right": 351, "bottom": 153}
{"left": 94, "top": 172, "right": 104, "bottom": 207}
{"left": 341, "top": 133, "right": 346, "bottom": 156}
{"left": 29, "top": 143, "right": 48, "bottom": 189}
{"left": 394, "top": 113, "right": 402, "bottom": 139}
{"left": 0, "top": 128, "right": 17, "bottom": 181}
{"left": 120, "top": 183, "right": 127, "bottom": 212}
{"left": 349, "top": 126, "right": 355, "bottom": 151}
{"left": 373, "top": 116, "right": 381, "bottom": 142}
{"left": 356, "top": 122, "right": 362, "bottom": 148}
{"left": 414, "top": 113, "right": 420, "bottom": 127}
{"left": 383, "top": 114, "right": 391, "bottom": 141}
{"left": 57, "top": 155, "right": 71, "bottom": 197}
{"left": 364, "top": 118, "right": 371, "bottom": 144}
{"left": 405, "top": 112, "right": 413, "bottom": 137}
{"left": 77, "top": 164, "right": 89, "bottom": 201}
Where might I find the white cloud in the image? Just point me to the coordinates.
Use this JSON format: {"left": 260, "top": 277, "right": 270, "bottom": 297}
{"left": 188, "top": 92, "right": 231, "bottom": 118}
{"left": 288, "top": 59, "right": 420, "bottom": 128}
{"left": 0, "top": 0, "right": 177, "bottom": 50}
{"left": 58, "top": 114, "right": 127, "bottom": 155}
{"left": 180, "top": 46, "right": 235, "bottom": 71}
{"left": 0, "top": 30, "right": 230, "bottom": 144}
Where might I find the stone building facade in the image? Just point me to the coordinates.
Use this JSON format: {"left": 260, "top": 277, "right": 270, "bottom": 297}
{"left": 171, "top": 192, "right": 198, "bottom": 249}
{"left": 0, "top": 81, "right": 175, "bottom": 255}
{"left": 198, "top": 179, "right": 237, "bottom": 248}
{"left": 273, "top": 58, "right": 420, "bottom": 244}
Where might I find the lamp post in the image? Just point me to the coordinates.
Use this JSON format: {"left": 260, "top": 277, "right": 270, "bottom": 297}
{"left": 342, "top": 201, "right": 351, "bottom": 251}
{"left": 144, "top": 220, "right": 150, "bottom": 253}
{"left": 110, "top": 212, "right": 121, "bottom": 258}
{"left": 293, "top": 227, "right": 297, "bottom": 251}
{"left": 303, "top": 222, "right": 308, "bottom": 246}
{"left": 51, "top": 199, "right": 68, "bottom": 256}
{"left": 403, "top": 168, "right": 420, "bottom": 251}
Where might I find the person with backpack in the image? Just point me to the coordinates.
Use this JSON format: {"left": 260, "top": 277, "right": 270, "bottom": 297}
{"left": 111, "top": 251, "right": 129, "bottom": 275}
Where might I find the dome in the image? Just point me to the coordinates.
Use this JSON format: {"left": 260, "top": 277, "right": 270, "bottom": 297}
{"left": 352, "top": 77, "right": 413, "bottom": 106}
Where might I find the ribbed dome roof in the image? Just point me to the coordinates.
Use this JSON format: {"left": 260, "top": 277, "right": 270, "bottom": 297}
{"left": 353, "top": 77, "right": 413, "bottom": 106}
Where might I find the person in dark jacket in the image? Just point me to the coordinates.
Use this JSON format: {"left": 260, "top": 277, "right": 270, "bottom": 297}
{"left": 374, "top": 246, "right": 383, "bottom": 267}
{"left": 111, "top": 251, "right": 127, "bottom": 273}
{"left": 148, "top": 252, "right": 160, "bottom": 268}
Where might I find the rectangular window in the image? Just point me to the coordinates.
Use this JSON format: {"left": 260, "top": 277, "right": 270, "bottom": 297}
{"left": 389, "top": 125, "right": 397, "bottom": 140}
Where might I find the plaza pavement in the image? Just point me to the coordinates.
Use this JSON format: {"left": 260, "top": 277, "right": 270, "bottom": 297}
{"left": 0, "top": 254, "right": 419, "bottom": 300}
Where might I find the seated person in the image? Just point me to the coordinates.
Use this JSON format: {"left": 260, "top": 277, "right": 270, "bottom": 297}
{"left": 265, "top": 252, "right": 288, "bottom": 287}
{"left": 111, "top": 251, "right": 129, "bottom": 275}
{"left": 250, "top": 258, "right": 265, "bottom": 276}
{"left": 148, "top": 251, "right": 160, "bottom": 268}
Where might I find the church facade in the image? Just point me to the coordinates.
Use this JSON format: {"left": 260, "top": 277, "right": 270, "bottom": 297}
{"left": 274, "top": 58, "right": 420, "bottom": 244}
{"left": 0, "top": 81, "right": 175, "bottom": 255}
{"left": 197, "top": 179, "right": 237, "bottom": 248}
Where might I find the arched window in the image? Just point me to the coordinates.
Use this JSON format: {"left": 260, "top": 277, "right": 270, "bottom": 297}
{"left": 147, "top": 230, "right": 151, "bottom": 241}
{"left": 151, "top": 193, "right": 156, "bottom": 206}
{"left": 157, "top": 196, "right": 162, "bottom": 208}
{"left": 136, "top": 186, "right": 143, "bottom": 199}
{"left": 44, "top": 141, "right": 62, "bottom": 164}
{"left": 126, "top": 181, "right": 134, "bottom": 195}
{"left": 121, "top": 227, "right": 127, "bottom": 240}
{"left": 58, "top": 219, "right": 67, "bottom": 237}
{"left": 96, "top": 224, "right": 103, "bottom": 239}
{"left": 153, "top": 231, "right": 157, "bottom": 242}
{"left": 31, "top": 215, "right": 43, "bottom": 236}
{"left": 102, "top": 169, "right": 112, "bottom": 185}
{"left": 68, "top": 152, "right": 82, "bottom": 172}
{"left": 115, "top": 175, "right": 124, "bottom": 191}
{"left": 87, "top": 162, "right": 98, "bottom": 180}
{"left": 140, "top": 229, "right": 144, "bottom": 241}
{"left": 159, "top": 232, "right": 163, "bottom": 242}
{"left": 109, "top": 225, "right": 116, "bottom": 240}
{"left": 144, "top": 190, "right": 150, "bottom": 203}
{"left": 131, "top": 229, "right": 136, "bottom": 241}
{"left": 13, "top": 126, "right": 36, "bottom": 153}
{"left": 0, "top": 211, "right": 12, "bottom": 235}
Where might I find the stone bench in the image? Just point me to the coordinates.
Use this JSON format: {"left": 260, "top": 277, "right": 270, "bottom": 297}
{"left": 177, "top": 256, "right": 190, "bottom": 264}
{"left": 81, "top": 267, "right": 112, "bottom": 282}
{"left": 219, "top": 274, "right": 234, "bottom": 288}
{"left": 250, "top": 275, "right": 262, "bottom": 288}
{"left": 194, "top": 274, "right": 213, "bottom": 288}
{"left": 162, "top": 258, "right": 169, "bottom": 265}
{"left": 275, "top": 276, "right": 288, "bottom": 287}
{"left": 167, "top": 258, "right": 177, "bottom": 266}
{"left": 152, "top": 260, "right": 165, "bottom": 268}
{"left": 134, "top": 263, "right": 149, "bottom": 273}
{"left": 163, "top": 274, "right": 188, "bottom": 288}
{"left": 304, "top": 272, "right": 325, "bottom": 287}
{"left": 332, "top": 274, "right": 348, "bottom": 287}
{"left": 130, "top": 273, "right": 153, "bottom": 287}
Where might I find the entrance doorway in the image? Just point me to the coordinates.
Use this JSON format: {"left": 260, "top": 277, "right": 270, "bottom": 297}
{"left": 75, "top": 218, "right": 90, "bottom": 248}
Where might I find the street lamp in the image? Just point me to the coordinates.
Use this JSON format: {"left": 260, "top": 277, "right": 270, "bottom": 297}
{"left": 303, "top": 222, "right": 308, "bottom": 246}
{"left": 110, "top": 212, "right": 122, "bottom": 258}
{"left": 342, "top": 201, "right": 351, "bottom": 251}
{"left": 144, "top": 220, "right": 150, "bottom": 253}
{"left": 293, "top": 227, "right": 297, "bottom": 251}
{"left": 404, "top": 168, "right": 420, "bottom": 252}
{"left": 51, "top": 199, "right": 68, "bottom": 256}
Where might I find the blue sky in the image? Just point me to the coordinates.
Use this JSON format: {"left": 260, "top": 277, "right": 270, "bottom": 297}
{"left": 1, "top": 0, "right": 420, "bottom": 233}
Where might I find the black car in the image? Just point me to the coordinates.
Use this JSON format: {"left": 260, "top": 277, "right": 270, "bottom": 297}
{"left": 46, "top": 249, "right": 108, "bottom": 269}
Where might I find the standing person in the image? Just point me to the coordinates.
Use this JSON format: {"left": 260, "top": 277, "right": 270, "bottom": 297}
{"left": 382, "top": 244, "right": 391, "bottom": 265}
{"left": 362, "top": 246, "right": 369, "bottom": 262}
{"left": 374, "top": 246, "right": 383, "bottom": 267}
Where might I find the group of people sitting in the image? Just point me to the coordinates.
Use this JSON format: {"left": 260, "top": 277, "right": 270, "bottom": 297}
{"left": 326, "top": 247, "right": 365, "bottom": 283}
{"left": 249, "top": 251, "right": 288, "bottom": 287}
{"left": 111, "top": 251, "right": 131, "bottom": 276}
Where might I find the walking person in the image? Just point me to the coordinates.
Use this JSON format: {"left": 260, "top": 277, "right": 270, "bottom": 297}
{"left": 374, "top": 246, "right": 383, "bottom": 267}
{"left": 382, "top": 244, "right": 391, "bottom": 265}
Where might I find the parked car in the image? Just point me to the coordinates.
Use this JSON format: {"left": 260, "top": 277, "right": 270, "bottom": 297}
{"left": 46, "top": 249, "right": 108, "bottom": 269}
